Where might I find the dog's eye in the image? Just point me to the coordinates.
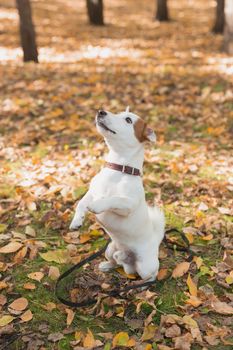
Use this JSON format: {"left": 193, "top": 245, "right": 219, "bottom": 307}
{"left": 125, "top": 117, "right": 132, "bottom": 124}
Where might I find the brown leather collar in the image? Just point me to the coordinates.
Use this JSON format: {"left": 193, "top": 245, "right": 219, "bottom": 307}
{"left": 105, "top": 162, "right": 141, "bottom": 176}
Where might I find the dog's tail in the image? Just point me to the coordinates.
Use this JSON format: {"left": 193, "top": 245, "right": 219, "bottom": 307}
{"left": 148, "top": 206, "right": 165, "bottom": 244}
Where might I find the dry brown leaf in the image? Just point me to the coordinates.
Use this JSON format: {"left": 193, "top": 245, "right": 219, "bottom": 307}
{"left": 27, "top": 271, "right": 44, "bottom": 282}
{"left": 23, "top": 282, "right": 36, "bottom": 290}
{"left": 48, "top": 266, "right": 60, "bottom": 280}
{"left": 172, "top": 262, "right": 190, "bottom": 278}
{"left": 20, "top": 309, "right": 33, "bottom": 322}
{"left": 0, "top": 241, "right": 23, "bottom": 254}
{"left": 13, "top": 246, "right": 28, "bottom": 263}
{"left": 174, "top": 332, "right": 193, "bottom": 350}
{"left": 0, "top": 281, "right": 8, "bottom": 290}
{"left": 42, "top": 302, "right": 56, "bottom": 311}
{"left": 157, "top": 268, "right": 169, "bottom": 281}
{"left": 211, "top": 300, "right": 233, "bottom": 315}
{"left": 66, "top": 308, "right": 75, "bottom": 326}
{"left": 9, "top": 297, "right": 28, "bottom": 311}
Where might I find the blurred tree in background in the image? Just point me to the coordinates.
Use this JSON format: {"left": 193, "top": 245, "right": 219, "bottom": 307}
{"left": 212, "top": 0, "right": 225, "bottom": 33}
{"left": 86, "top": 0, "right": 104, "bottom": 25}
{"left": 224, "top": 0, "right": 233, "bottom": 53}
{"left": 16, "top": 0, "right": 38, "bottom": 62}
{"left": 156, "top": 0, "right": 169, "bottom": 21}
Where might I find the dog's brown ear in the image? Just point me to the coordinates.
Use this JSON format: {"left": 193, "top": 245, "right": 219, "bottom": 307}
{"left": 134, "top": 118, "right": 156, "bottom": 143}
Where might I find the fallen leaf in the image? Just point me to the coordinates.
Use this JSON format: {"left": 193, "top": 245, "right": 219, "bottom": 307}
{"left": 174, "top": 332, "right": 193, "bottom": 350}
{"left": 165, "top": 324, "right": 181, "bottom": 338}
{"left": 48, "top": 332, "right": 64, "bottom": 342}
{"left": 186, "top": 274, "right": 197, "bottom": 297}
{"left": 0, "top": 281, "right": 8, "bottom": 290}
{"left": 0, "top": 241, "right": 23, "bottom": 254}
{"left": 48, "top": 266, "right": 60, "bottom": 280}
{"left": 66, "top": 308, "right": 75, "bottom": 326}
{"left": 13, "top": 246, "right": 28, "bottom": 263}
{"left": 83, "top": 329, "right": 96, "bottom": 348}
{"left": 27, "top": 271, "right": 44, "bottom": 282}
{"left": 0, "top": 294, "right": 7, "bottom": 306}
{"left": 218, "top": 207, "right": 231, "bottom": 215}
{"left": 157, "top": 268, "right": 168, "bottom": 280}
{"left": 20, "top": 309, "right": 33, "bottom": 322}
{"left": 39, "top": 250, "right": 69, "bottom": 264}
{"left": 172, "top": 262, "right": 190, "bottom": 278}
{"left": 0, "top": 315, "right": 15, "bottom": 327}
{"left": 185, "top": 295, "right": 202, "bottom": 307}
{"left": 42, "top": 302, "right": 56, "bottom": 311}
{"left": 211, "top": 300, "right": 233, "bottom": 314}
{"left": 112, "top": 332, "right": 129, "bottom": 347}
{"left": 9, "top": 297, "right": 28, "bottom": 311}
{"left": 23, "top": 282, "right": 36, "bottom": 290}
{"left": 25, "top": 225, "right": 36, "bottom": 237}
{"left": 141, "top": 325, "right": 157, "bottom": 341}
{"left": 198, "top": 202, "right": 208, "bottom": 211}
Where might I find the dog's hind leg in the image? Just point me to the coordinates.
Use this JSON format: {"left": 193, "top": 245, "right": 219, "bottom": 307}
{"left": 135, "top": 256, "right": 159, "bottom": 282}
{"left": 99, "top": 241, "right": 117, "bottom": 272}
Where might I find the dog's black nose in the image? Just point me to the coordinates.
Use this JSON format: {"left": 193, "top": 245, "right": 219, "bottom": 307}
{"left": 98, "top": 110, "right": 107, "bottom": 117}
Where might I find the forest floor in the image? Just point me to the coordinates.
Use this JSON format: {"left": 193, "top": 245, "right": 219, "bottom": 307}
{"left": 0, "top": 0, "right": 233, "bottom": 349}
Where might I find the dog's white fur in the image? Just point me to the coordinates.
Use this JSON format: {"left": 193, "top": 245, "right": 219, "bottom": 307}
{"left": 70, "top": 109, "right": 165, "bottom": 281}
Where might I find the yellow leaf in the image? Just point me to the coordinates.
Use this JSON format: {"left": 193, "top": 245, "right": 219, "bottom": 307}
{"left": 79, "top": 234, "right": 92, "bottom": 244}
{"left": 0, "top": 241, "right": 23, "bottom": 254}
{"left": 9, "top": 297, "right": 28, "bottom": 311}
{"left": 187, "top": 274, "right": 197, "bottom": 297}
{"left": 202, "top": 234, "right": 213, "bottom": 241}
{"left": 185, "top": 295, "right": 202, "bottom": 307}
{"left": 83, "top": 329, "right": 95, "bottom": 348}
{"left": 66, "top": 308, "right": 75, "bottom": 326}
{"left": 172, "top": 262, "right": 190, "bottom": 278}
{"left": 27, "top": 272, "right": 44, "bottom": 282}
{"left": 112, "top": 332, "right": 129, "bottom": 348}
{"left": 0, "top": 315, "right": 15, "bottom": 327}
{"left": 141, "top": 325, "right": 157, "bottom": 341}
{"left": 225, "top": 275, "right": 233, "bottom": 285}
{"left": 144, "top": 345, "right": 152, "bottom": 350}
{"left": 185, "top": 232, "right": 194, "bottom": 244}
{"left": 193, "top": 256, "right": 203, "bottom": 269}
{"left": 39, "top": 250, "right": 69, "bottom": 264}
{"left": 127, "top": 338, "right": 136, "bottom": 347}
{"left": 183, "top": 315, "right": 198, "bottom": 328}
{"left": 116, "top": 267, "right": 137, "bottom": 279}
{"left": 20, "top": 309, "right": 33, "bottom": 322}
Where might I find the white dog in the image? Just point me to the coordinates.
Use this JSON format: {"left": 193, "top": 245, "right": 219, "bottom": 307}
{"left": 70, "top": 108, "right": 165, "bottom": 282}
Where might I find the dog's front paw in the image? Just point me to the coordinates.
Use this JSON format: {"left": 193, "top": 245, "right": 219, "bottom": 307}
{"left": 69, "top": 216, "right": 83, "bottom": 230}
{"left": 99, "top": 261, "right": 116, "bottom": 272}
{"left": 88, "top": 200, "right": 105, "bottom": 214}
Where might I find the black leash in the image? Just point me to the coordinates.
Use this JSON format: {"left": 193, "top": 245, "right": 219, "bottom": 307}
{"left": 55, "top": 228, "right": 194, "bottom": 308}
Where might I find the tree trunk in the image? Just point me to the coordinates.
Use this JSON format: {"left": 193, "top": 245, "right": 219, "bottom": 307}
{"left": 212, "top": 0, "right": 225, "bottom": 33}
{"left": 156, "top": 0, "right": 169, "bottom": 21}
{"left": 224, "top": 0, "right": 233, "bottom": 53}
{"left": 16, "top": 0, "right": 38, "bottom": 63}
{"left": 86, "top": 0, "right": 104, "bottom": 26}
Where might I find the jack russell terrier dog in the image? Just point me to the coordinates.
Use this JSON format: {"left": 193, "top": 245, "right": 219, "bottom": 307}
{"left": 70, "top": 107, "right": 165, "bottom": 282}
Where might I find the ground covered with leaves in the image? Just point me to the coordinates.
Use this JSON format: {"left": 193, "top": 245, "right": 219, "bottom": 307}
{"left": 0, "top": 0, "right": 233, "bottom": 349}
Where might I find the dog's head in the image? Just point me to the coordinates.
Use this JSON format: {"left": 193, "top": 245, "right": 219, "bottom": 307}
{"left": 95, "top": 107, "right": 156, "bottom": 150}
